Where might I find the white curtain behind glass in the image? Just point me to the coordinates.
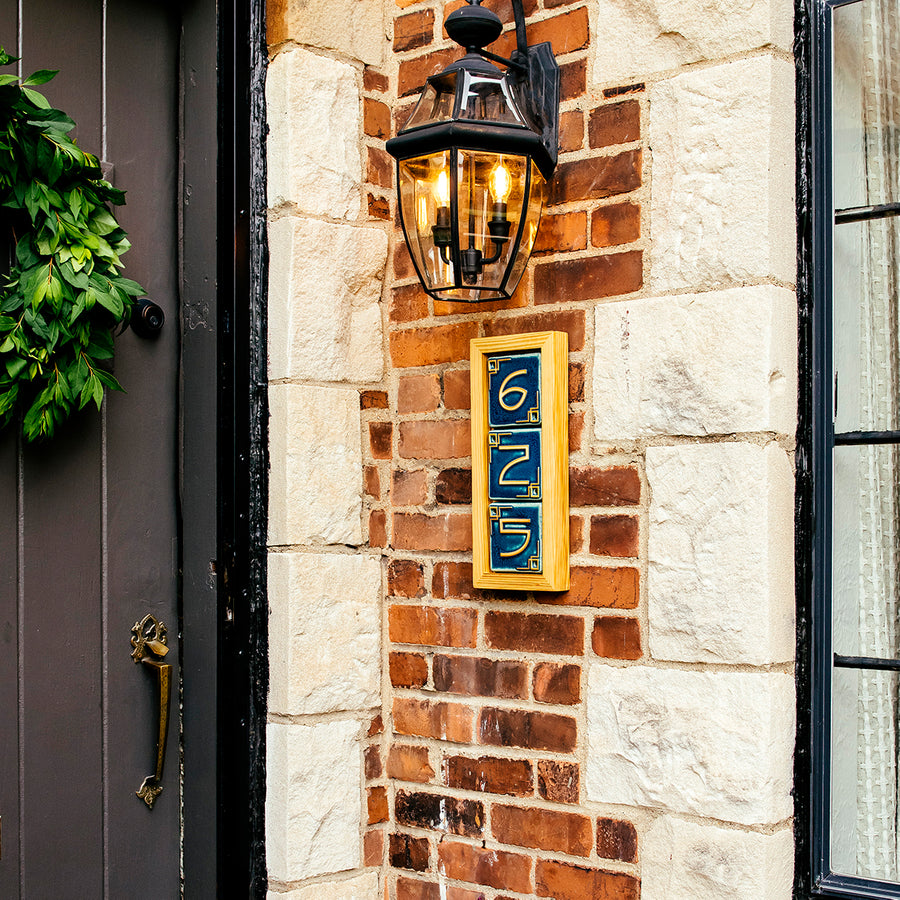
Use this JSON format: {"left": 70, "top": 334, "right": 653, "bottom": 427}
{"left": 852, "top": 0, "right": 900, "bottom": 880}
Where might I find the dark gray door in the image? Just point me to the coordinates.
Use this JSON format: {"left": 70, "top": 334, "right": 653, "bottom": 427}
{"left": 0, "top": 2, "right": 198, "bottom": 895}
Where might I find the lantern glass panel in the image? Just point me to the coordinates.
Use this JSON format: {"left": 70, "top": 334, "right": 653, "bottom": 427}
{"left": 398, "top": 151, "right": 455, "bottom": 293}
{"left": 404, "top": 73, "right": 457, "bottom": 130}
{"left": 458, "top": 70, "right": 526, "bottom": 125}
{"left": 504, "top": 163, "right": 545, "bottom": 294}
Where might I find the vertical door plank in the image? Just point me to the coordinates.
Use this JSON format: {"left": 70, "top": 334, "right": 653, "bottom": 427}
{"left": 104, "top": 3, "right": 180, "bottom": 894}
{"left": 19, "top": 1, "right": 105, "bottom": 896}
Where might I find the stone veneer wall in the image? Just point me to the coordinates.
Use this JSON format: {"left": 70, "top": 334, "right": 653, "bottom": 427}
{"left": 265, "top": 0, "right": 800, "bottom": 898}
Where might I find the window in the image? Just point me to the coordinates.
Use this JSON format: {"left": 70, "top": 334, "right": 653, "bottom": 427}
{"left": 808, "top": 0, "right": 900, "bottom": 895}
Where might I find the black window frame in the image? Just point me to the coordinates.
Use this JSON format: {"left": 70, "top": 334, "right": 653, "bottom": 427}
{"left": 797, "top": 0, "right": 900, "bottom": 896}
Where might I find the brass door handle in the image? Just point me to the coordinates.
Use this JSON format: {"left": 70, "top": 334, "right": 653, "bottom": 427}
{"left": 130, "top": 614, "right": 172, "bottom": 809}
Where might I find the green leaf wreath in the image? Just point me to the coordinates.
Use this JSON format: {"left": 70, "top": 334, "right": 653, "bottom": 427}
{"left": 0, "top": 48, "right": 142, "bottom": 441}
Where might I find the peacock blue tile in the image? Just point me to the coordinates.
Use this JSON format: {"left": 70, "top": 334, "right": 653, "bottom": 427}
{"left": 488, "top": 429, "right": 541, "bottom": 501}
{"left": 487, "top": 351, "right": 541, "bottom": 428}
{"left": 489, "top": 503, "right": 542, "bottom": 573}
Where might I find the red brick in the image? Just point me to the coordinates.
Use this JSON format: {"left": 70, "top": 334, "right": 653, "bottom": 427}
{"left": 492, "top": 805, "right": 592, "bottom": 857}
{"left": 367, "top": 145, "right": 393, "bottom": 190}
{"left": 393, "top": 697, "right": 474, "bottom": 743}
{"left": 485, "top": 611, "right": 584, "bottom": 655}
{"left": 435, "top": 467, "right": 471, "bottom": 504}
{"left": 266, "top": 0, "right": 288, "bottom": 44}
{"left": 365, "top": 744, "right": 383, "bottom": 780}
{"left": 364, "top": 98, "right": 391, "bottom": 139}
{"left": 368, "top": 193, "right": 391, "bottom": 220}
{"left": 589, "top": 100, "right": 641, "bottom": 148}
{"left": 592, "top": 617, "right": 642, "bottom": 660}
{"left": 479, "top": 708, "right": 577, "bottom": 753}
{"left": 389, "top": 559, "right": 426, "bottom": 598}
{"left": 391, "top": 322, "right": 480, "bottom": 367}
{"left": 536, "top": 860, "right": 640, "bottom": 900}
{"left": 535, "top": 250, "right": 643, "bottom": 304}
{"left": 590, "top": 515, "right": 639, "bottom": 558}
{"left": 548, "top": 150, "right": 642, "bottom": 206}
{"left": 393, "top": 511, "right": 472, "bottom": 551}
{"left": 445, "top": 755, "right": 533, "bottom": 797}
{"left": 560, "top": 58, "right": 586, "bottom": 101}
{"left": 394, "top": 8, "right": 435, "bottom": 52}
{"left": 438, "top": 841, "right": 533, "bottom": 894}
{"left": 394, "top": 241, "right": 416, "bottom": 279}
{"left": 396, "top": 790, "right": 484, "bottom": 837}
{"left": 396, "top": 877, "right": 484, "bottom": 900}
{"left": 389, "top": 604, "right": 477, "bottom": 647}
{"left": 390, "top": 651, "right": 429, "bottom": 688}
{"left": 539, "top": 566, "right": 640, "bottom": 609}
{"left": 537, "top": 760, "right": 579, "bottom": 804}
{"left": 597, "top": 817, "right": 638, "bottom": 864}
{"left": 432, "top": 561, "right": 517, "bottom": 603}
{"left": 370, "top": 422, "right": 393, "bottom": 459}
{"left": 559, "top": 109, "right": 584, "bottom": 153}
{"left": 569, "top": 412, "right": 584, "bottom": 452}
{"left": 391, "top": 282, "right": 429, "bottom": 324}
{"left": 604, "top": 82, "right": 645, "bottom": 99}
{"left": 592, "top": 201, "right": 641, "bottom": 248}
{"left": 399, "top": 374, "right": 441, "bottom": 413}
{"left": 433, "top": 655, "right": 527, "bottom": 699}
{"left": 442, "top": 0, "right": 538, "bottom": 28}
{"left": 570, "top": 466, "right": 641, "bottom": 507}
{"left": 364, "top": 66, "right": 389, "bottom": 92}
{"left": 364, "top": 465, "right": 381, "bottom": 499}
{"left": 390, "top": 832, "right": 431, "bottom": 871}
{"left": 570, "top": 515, "right": 583, "bottom": 553}
{"left": 399, "top": 420, "right": 470, "bottom": 459}
{"left": 483, "top": 308, "right": 585, "bottom": 351}
{"left": 534, "top": 210, "right": 587, "bottom": 255}
{"left": 399, "top": 47, "right": 462, "bottom": 97}
{"left": 491, "top": 6, "right": 589, "bottom": 57}
{"left": 433, "top": 269, "right": 531, "bottom": 315}
{"left": 368, "top": 786, "right": 388, "bottom": 824}
{"left": 569, "top": 362, "right": 585, "bottom": 401}
{"left": 392, "top": 469, "right": 429, "bottom": 506}
{"left": 370, "top": 510, "right": 387, "bottom": 547}
{"left": 364, "top": 829, "right": 384, "bottom": 867}
{"left": 533, "top": 662, "right": 581, "bottom": 705}
{"left": 388, "top": 745, "right": 435, "bottom": 783}
{"left": 443, "top": 369, "right": 471, "bottom": 409}
{"left": 361, "top": 390, "right": 388, "bottom": 409}
{"left": 369, "top": 714, "right": 384, "bottom": 737}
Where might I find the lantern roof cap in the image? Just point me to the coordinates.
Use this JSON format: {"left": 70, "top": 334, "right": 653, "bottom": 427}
{"left": 444, "top": 1, "right": 503, "bottom": 50}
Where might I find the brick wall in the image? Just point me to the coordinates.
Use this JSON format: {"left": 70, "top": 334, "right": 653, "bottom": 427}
{"left": 363, "top": 2, "right": 647, "bottom": 896}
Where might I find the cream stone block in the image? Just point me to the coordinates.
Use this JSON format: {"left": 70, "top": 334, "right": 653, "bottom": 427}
{"left": 266, "top": 872, "right": 379, "bottom": 900}
{"left": 649, "top": 56, "right": 796, "bottom": 292}
{"left": 592, "top": 0, "right": 793, "bottom": 84}
{"left": 267, "top": 48, "right": 363, "bottom": 218}
{"left": 593, "top": 286, "right": 797, "bottom": 439}
{"left": 269, "top": 384, "right": 363, "bottom": 546}
{"left": 642, "top": 817, "right": 793, "bottom": 900}
{"left": 646, "top": 442, "right": 794, "bottom": 664}
{"left": 586, "top": 664, "right": 794, "bottom": 825}
{"left": 266, "top": 720, "right": 362, "bottom": 882}
{"left": 274, "top": 0, "right": 384, "bottom": 66}
{"left": 268, "top": 216, "right": 386, "bottom": 383}
{"left": 268, "top": 551, "right": 381, "bottom": 715}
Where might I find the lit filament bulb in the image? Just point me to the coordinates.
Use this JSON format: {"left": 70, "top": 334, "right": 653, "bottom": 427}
{"left": 416, "top": 193, "right": 429, "bottom": 231}
{"left": 434, "top": 169, "right": 451, "bottom": 206}
{"left": 490, "top": 161, "right": 512, "bottom": 203}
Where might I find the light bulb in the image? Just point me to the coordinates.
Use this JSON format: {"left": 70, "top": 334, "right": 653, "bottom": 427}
{"left": 416, "top": 193, "right": 429, "bottom": 232}
{"left": 490, "top": 162, "right": 512, "bottom": 203}
{"left": 434, "top": 169, "right": 451, "bottom": 206}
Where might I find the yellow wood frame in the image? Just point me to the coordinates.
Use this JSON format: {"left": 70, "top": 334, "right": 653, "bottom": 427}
{"left": 470, "top": 331, "right": 569, "bottom": 591}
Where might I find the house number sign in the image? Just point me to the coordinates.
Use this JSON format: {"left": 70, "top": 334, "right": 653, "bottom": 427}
{"left": 470, "top": 331, "right": 569, "bottom": 591}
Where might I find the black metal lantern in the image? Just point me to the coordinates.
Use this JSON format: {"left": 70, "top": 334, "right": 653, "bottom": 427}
{"left": 386, "top": 0, "right": 559, "bottom": 303}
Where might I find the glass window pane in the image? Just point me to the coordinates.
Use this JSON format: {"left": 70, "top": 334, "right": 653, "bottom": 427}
{"left": 832, "top": 0, "right": 900, "bottom": 210}
{"left": 831, "top": 666, "right": 900, "bottom": 880}
{"left": 832, "top": 444, "right": 900, "bottom": 659}
{"left": 833, "top": 216, "right": 900, "bottom": 433}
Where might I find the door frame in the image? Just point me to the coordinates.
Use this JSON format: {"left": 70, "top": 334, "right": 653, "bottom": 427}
{"left": 181, "top": 0, "right": 269, "bottom": 894}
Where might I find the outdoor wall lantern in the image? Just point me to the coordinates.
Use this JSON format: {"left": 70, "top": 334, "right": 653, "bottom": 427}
{"left": 386, "top": 0, "right": 559, "bottom": 303}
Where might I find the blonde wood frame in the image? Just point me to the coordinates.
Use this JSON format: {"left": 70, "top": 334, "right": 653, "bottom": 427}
{"left": 470, "top": 331, "right": 570, "bottom": 591}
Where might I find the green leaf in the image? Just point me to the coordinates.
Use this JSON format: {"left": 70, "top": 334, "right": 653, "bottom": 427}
{"left": 21, "top": 87, "right": 50, "bottom": 109}
{"left": 23, "top": 69, "right": 58, "bottom": 86}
